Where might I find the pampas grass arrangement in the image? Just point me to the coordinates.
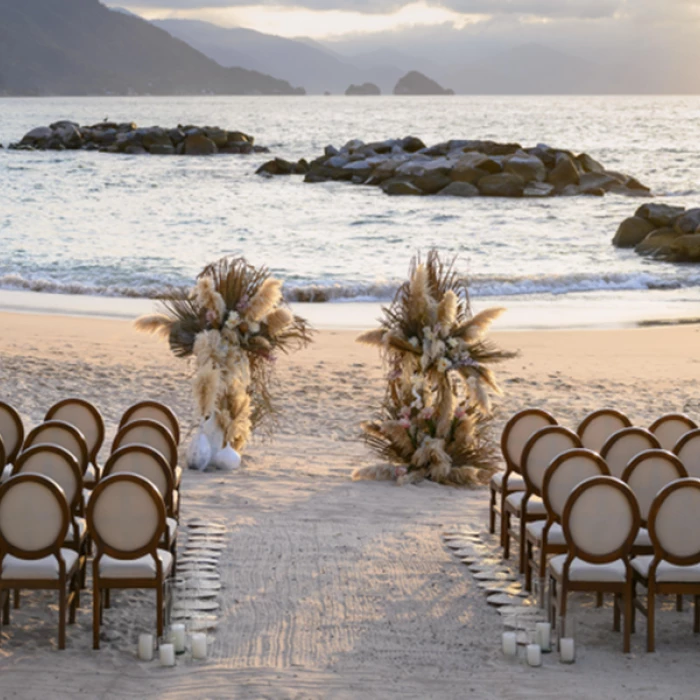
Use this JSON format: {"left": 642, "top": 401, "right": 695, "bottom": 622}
{"left": 354, "top": 250, "right": 515, "bottom": 486}
{"left": 136, "top": 256, "right": 312, "bottom": 455}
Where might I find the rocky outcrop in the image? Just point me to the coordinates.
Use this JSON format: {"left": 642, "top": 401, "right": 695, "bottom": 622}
{"left": 255, "top": 137, "right": 651, "bottom": 199}
{"left": 394, "top": 71, "right": 454, "bottom": 95}
{"left": 345, "top": 83, "right": 381, "bottom": 96}
{"left": 613, "top": 204, "right": 700, "bottom": 261}
{"left": 9, "top": 121, "right": 269, "bottom": 155}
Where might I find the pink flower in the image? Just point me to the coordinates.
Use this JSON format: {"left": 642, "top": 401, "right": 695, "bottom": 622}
{"left": 399, "top": 405, "right": 411, "bottom": 418}
{"left": 419, "top": 407, "right": 434, "bottom": 420}
{"left": 205, "top": 309, "right": 218, "bottom": 324}
{"left": 454, "top": 406, "right": 466, "bottom": 419}
{"left": 394, "top": 466, "right": 408, "bottom": 479}
{"left": 398, "top": 418, "right": 411, "bottom": 429}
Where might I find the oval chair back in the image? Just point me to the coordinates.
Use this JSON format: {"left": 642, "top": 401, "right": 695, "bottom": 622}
{"left": 23, "top": 421, "right": 89, "bottom": 479}
{"left": 649, "top": 413, "right": 697, "bottom": 452}
{"left": 672, "top": 429, "right": 700, "bottom": 478}
{"left": 102, "top": 445, "right": 173, "bottom": 513}
{"left": 119, "top": 401, "right": 180, "bottom": 446}
{"left": 111, "top": 420, "right": 177, "bottom": 473}
{"left": 600, "top": 427, "right": 661, "bottom": 479}
{"left": 13, "top": 445, "right": 83, "bottom": 514}
{"left": 0, "top": 402, "right": 24, "bottom": 465}
{"left": 621, "top": 450, "right": 687, "bottom": 526}
{"left": 521, "top": 426, "right": 581, "bottom": 498}
{"left": 562, "top": 476, "right": 640, "bottom": 564}
{"left": 648, "top": 478, "right": 700, "bottom": 566}
{"left": 543, "top": 449, "right": 610, "bottom": 524}
{"left": 501, "top": 409, "right": 557, "bottom": 475}
{"left": 576, "top": 409, "right": 632, "bottom": 453}
{"left": 45, "top": 399, "right": 104, "bottom": 465}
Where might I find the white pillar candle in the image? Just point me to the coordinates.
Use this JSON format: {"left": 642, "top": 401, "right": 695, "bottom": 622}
{"left": 191, "top": 633, "right": 207, "bottom": 660}
{"left": 138, "top": 633, "right": 154, "bottom": 661}
{"left": 535, "top": 622, "right": 551, "bottom": 652}
{"left": 502, "top": 631, "right": 517, "bottom": 657}
{"left": 526, "top": 643, "right": 542, "bottom": 667}
{"left": 560, "top": 637, "right": 575, "bottom": 663}
{"left": 159, "top": 643, "right": 175, "bottom": 667}
{"left": 171, "top": 624, "right": 186, "bottom": 654}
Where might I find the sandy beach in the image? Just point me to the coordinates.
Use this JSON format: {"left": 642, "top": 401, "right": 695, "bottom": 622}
{"left": 1, "top": 310, "right": 700, "bottom": 699}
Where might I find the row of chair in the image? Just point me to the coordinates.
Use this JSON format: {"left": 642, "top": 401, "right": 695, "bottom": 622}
{"left": 0, "top": 399, "right": 181, "bottom": 650}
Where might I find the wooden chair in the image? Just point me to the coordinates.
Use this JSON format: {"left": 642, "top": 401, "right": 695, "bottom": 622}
{"left": 504, "top": 425, "right": 581, "bottom": 571}
{"left": 576, "top": 409, "right": 632, "bottom": 453}
{"left": 548, "top": 476, "right": 640, "bottom": 653}
{"left": 526, "top": 448, "right": 609, "bottom": 601}
{"left": 0, "top": 473, "right": 81, "bottom": 649}
{"left": 649, "top": 413, "right": 697, "bottom": 452}
{"left": 600, "top": 427, "right": 661, "bottom": 479}
{"left": 86, "top": 473, "right": 173, "bottom": 649}
{"left": 119, "top": 401, "right": 180, "bottom": 445}
{"left": 632, "top": 478, "right": 700, "bottom": 652}
{"left": 102, "top": 445, "right": 178, "bottom": 568}
{"left": 23, "top": 420, "right": 89, "bottom": 484}
{"left": 489, "top": 409, "right": 557, "bottom": 541}
{"left": 45, "top": 399, "right": 104, "bottom": 488}
{"left": 672, "top": 429, "right": 700, "bottom": 478}
{"left": 0, "top": 402, "right": 24, "bottom": 483}
{"left": 622, "top": 449, "right": 687, "bottom": 556}
{"left": 111, "top": 419, "right": 181, "bottom": 489}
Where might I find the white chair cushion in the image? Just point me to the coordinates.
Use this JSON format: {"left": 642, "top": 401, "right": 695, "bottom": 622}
{"left": 490, "top": 472, "right": 525, "bottom": 491}
{"left": 632, "top": 555, "right": 700, "bottom": 583}
{"left": 64, "top": 517, "right": 87, "bottom": 543}
{"left": 505, "top": 492, "right": 546, "bottom": 515}
{"left": 549, "top": 554, "right": 627, "bottom": 582}
{"left": 1, "top": 549, "right": 79, "bottom": 580}
{"left": 98, "top": 549, "right": 173, "bottom": 579}
{"left": 0, "top": 464, "right": 12, "bottom": 483}
{"left": 526, "top": 520, "right": 566, "bottom": 545}
{"left": 165, "top": 518, "right": 178, "bottom": 546}
{"left": 634, "top": 527, "right": 651, "bottom": 548}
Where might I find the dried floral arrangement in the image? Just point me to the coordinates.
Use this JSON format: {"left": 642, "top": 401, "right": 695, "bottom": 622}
{"left": 354, "top": 250, "right": 515, "bottom": 486}
{"left": 136, "top": 256, "right": 312, "bottom": 467}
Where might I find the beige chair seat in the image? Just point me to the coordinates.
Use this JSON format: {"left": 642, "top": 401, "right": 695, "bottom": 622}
{"left": 632, "top": 555, "right": 700, "bottom": 583}
{"left": 550, "top": 554, "right": 627, "bottom": 582}
{"left": 491, "top": 472, "right": 525, "bottom": 491}
{"left": 65, "top": 517, "right": 87, "bottom": 543}
{"left": 634, "top": 527, "right": 651, "bottom": 547}
{"left": 1, "top": 549, "right": 80, "bottom": 580}
{"left": 526, "top": 520, "right": 566, "bottom": 545}
{"left": 0, "top": 464, "right": 12, "bottom": 483}
{"left": 98, "top": 549, "right": 173, "bottom": 580}
{"left": 505, "top": 492, "right": 546, "bottom": 516}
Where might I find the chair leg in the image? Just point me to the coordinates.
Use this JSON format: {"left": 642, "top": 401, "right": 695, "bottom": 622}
{"left": 2, "top": 589, "right": 9, "bottom": 625}
{"left": 676, "top": 594, "right": 683, "bottom": 612}
{"left": 623, "top": 583, "right": 632, "bottom": 653}
{"left": 596, "top": 592, "right": 603, "bottom": 608}
{"left": 58, "top": 584, "right": 66, "bottom": 650}
{"left": 503, "top": 509, "right": 511, "bottom": 559}
{"left": 559, "top": 583, "right": 568, "bottom": 643}
{"left": 518, "top": 516, "right": 527, "bottom": 574}
{"left": 156, "top": 580, "right": 164, "bottom": 639}
{"left": 647, "top": 584, "right": 656, "bottom": 653}
{"left": 613, "top": 593, "right": 621, "bottom": 632}
{"left": 631, "top": 581, "right": 636, "bottom": 634}
{"left": 93, "top": 583, "right": 101, "bottom": 650}
{"left": 525, "top": 539, "right": 533, "bottom": 592}
{"left": 500, "top": 492, "right": 509, "bottom": 548}
{"left": 489, "top": 486, "right": 497, "bottom": 534}
{"left": 13, "top": 589, "right": 19, "bottom": 609}
{"left": 694, "top": 596, "right": 700, "bottom": 634}
{"left": 105, "top": 589, "right": 111, "bottom": 609}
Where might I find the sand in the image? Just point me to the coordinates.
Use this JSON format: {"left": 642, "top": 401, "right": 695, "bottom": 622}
{"left": 1, "top": 310, "right": 700, "bottom": 699}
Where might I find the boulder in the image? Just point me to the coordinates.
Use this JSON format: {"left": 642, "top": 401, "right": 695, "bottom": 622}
{"left": 612, "top": 216, "right": 656, "bottom": 248}
{"left": 578, "top": 172, "right": 620, "bottom": 191}
{"left": 142, "top": 129, "right": 172, "bottom": 150}
{"left": 625, "top": 176, "right": 651, "bottom": 193}
{"left": 401, "top": 136, "right": 427, "bottom": 153}
{"left": 455, "top": 152, "right": 501, "bottom": 175}
{"left": 184, "top": 134, "right": 217, "bottom": 156}
{"left": 21, "top": 126, "right": 52, "bottom": 143}
{"left": 477, "top": 173, "right": 525, "bottom": 197}
{"left": 149, "top": 144, "right": 175, "bottom": 155}
{"left": 123, "top": 145, "right": 147, "bottom": 155}
{"left": 226, "top": 131, "right": 252, "bottom": 145}
{"left": 54, "top": 122, "right": 83, "bottom": 148}
{"left": 547, "top": 154, "right": 580, "bottom": 189}
{"left": 437, "top": 182, "right": 479, "bottom": 197}
{"left": 256, "top": 157, "right": 296, "bottom": 176}
{"left": 504, "top": 153, "right": 546, "bottom": 183}
{"left": 635, "top": 228, "right": 682, "bottom": 257}
{"left": 381, "top": 179, "right": 423, "bottom": 196}
{"left": 204, "top": 127, "right": 229, "bottom": 148}
{"left": 670, "top": 234, "right": 700, "bottom": 261}
{"left": 576, "top": 153, "right": 605, "bottom": 174}
{"left": 412, "top": 172, "right": 452, "bottom": 194}
{"left": 523, "top": 182, "right": 555, "bottom": 197}
{"left": 674, "top": 208, "right": 700, "bottom": 235}
{"left": 634, "top": 203, "right": 685, "bottom": 227}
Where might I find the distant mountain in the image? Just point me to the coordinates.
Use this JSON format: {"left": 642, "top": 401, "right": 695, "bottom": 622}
{"left": 152, "top": 18, "right": 403, "bottom": 94}
{"left": 0, "top": 0, "right": 303, "bottom": 96}
{"left": 345, "top": 83, "right": 381, "bottom": 96}
{"left": 394, "top": 71, "right": 454, "bottom": 95}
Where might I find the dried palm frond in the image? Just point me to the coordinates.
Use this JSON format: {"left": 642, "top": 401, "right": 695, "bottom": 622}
{"left": 437, "top": 290, "right": 458, "bottom": 327}
{"left": 455, "top": 307, "right": 506, "bottom": 342}
{"left": 133, "top": 314, "right": 172, "bottom": 339}
{"left": 356, "top": 328, "right": 386, "bottom": 347}
{"left": 266, "top": 308, "right": 293, "bottom": 337}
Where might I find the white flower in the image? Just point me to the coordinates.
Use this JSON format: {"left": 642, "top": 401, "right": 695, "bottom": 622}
{"left": 436, "top": 357, "right": 451, "bottom": 373}
{"left": 409, "top": 337, "right": 420, "bottom": 348}
{"left": 224, "top": 311, "right": 241, "bottom": 330}
{"left": 248, "top": 321, "right": 260, "bottom": 335}
{"left": 423, "top": 326, "right": 435, "bottom": 341}
{"left": 447, "top": 338, "right": 458, "bottom": 349}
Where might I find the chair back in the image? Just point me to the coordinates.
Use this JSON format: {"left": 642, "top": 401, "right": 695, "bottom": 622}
{"left": 562, "top": 476, "right": 639, "bottom": 563}
{"left": 649, "top": 413, "right": 697, "bottom": 452}
{"left": 0, "top": 474, "right": 69, "bottom": 559}
{"left": 45, "top": 398, "right": 104, "bottom": 463}
{"left": 111, "top": 419, "right": 177, "bottom": 472}
{"left": 672, "top": 429, "right": 700, "bottom": 478}
{"left": 120, "top": 401, "right": 180, "bottom": 445}
{"left": 13, "top": 444, "right": 83, "bottom": 512}
{"left": 0, "top": 436, "right": 5, "bottom": 469}
{"left": 87, "top": 473, "right": 165, "bottom": 559}
{"left": 23, "top": 420, "right": 89, "bottom": 477}
{"left": 103, "top": 445, "right": 173, "bottom": 507}
{"left": 542, "top": 449, "right": 609, "bottom": 522}
{"left": 621, "top": 449, "right": 687, "bottom": 525}
{"left": 648, "top": 478, "right": 700, "bottom": 566}
{"left": 521, "top": 426, "right": 581, "bottom": 497}
{"left": 576, "top": 408, "right": 632, "bottom": 453}
{"left": 0, "top": 402, "right": 24, "bottom": 464}
{"left": 600, "top": 427, "right": 660, "bottom": 479}
{"left": 501, "top": 409, "right": 557, "bottom": 475}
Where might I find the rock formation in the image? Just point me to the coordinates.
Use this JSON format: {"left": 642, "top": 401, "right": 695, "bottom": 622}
{"left": 9, "top": 122, "right": 268, "bottom": 155}
{"left": 613, "top": 204, "right": 700, "bottom": 261}
{"left": 393, "top": 71, "right": 454, "bottom": 95}
{"left": 345, "top": 83, "right": 381, "bottom": 95}
{"left": 256, "top": 137, "right": 650, "bottom": 198}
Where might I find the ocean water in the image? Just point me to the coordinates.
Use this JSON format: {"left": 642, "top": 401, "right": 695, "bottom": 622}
{"left": 2, "top": 95, "right": 700, "bottom": 328}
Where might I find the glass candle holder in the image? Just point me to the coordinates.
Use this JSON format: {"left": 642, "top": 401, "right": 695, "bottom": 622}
{"left": 559, "top": 615, "right": 576, "bottom": 664}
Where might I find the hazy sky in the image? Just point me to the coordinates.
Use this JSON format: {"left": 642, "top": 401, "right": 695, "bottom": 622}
{"left": 108, "top": 0, "right": 700, "bottom": 44}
